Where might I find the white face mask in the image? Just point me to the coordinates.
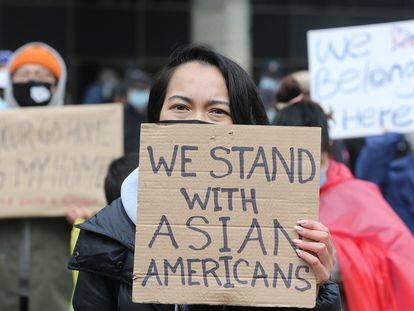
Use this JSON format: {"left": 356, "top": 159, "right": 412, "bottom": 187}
{"left": 127, "top": 89, "right": 149, "bottom": 111}
{"left": 30, "top": 85, "right": 51, "bottom": 103}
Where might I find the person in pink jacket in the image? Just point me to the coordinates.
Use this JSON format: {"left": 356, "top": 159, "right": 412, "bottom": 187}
{"left": 274, "top": 82, "right": 414, "bottom": 311}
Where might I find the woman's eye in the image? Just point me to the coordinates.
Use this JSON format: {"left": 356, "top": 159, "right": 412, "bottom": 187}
{"left": 210, "top": 108, "right": 229, "bottom": 115}
{"left": 172, "top": 104, "right": 189, "bottom": 111}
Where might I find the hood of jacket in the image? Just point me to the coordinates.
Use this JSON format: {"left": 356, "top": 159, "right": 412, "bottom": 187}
{"left": 121, "top": 168, "right": 139, "bottom": 225}
{"left": 4, "top": 42, "right": 67, "bottom": 108}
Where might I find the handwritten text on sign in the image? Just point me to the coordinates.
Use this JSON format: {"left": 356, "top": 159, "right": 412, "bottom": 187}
{"left": 133, "top": 124, "right": 321, "bottom": 308}
{"left": 308, "top": 20, "right": 414, "bottom": 138}
{"left": 0, "top": 104, "right": 123, "bottom": 218}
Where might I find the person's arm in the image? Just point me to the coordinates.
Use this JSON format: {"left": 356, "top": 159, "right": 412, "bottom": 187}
{"left": 314, "top": 281, "right": 341, "bottom": 311}
{"left": 355, "top": 133, "right": 403, "bottom": 193}
{"left": 72, "top": 271, "right": 118, "bottom": 311}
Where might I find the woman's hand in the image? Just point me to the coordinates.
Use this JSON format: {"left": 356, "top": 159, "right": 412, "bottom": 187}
{"left": 292, "top": 219, "right": 336, "bottom": 285}
{"left": 64, "top": 206, "right": 93, "bottom": 225}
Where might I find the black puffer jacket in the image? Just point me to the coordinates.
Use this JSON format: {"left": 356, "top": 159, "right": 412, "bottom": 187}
{"left": 68, "top": 198, "right": 341, "bottom": 311}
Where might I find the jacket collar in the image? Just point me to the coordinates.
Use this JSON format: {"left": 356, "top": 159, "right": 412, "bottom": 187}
{"left": 78, "top": 198, "right": 135, "bottom": 251}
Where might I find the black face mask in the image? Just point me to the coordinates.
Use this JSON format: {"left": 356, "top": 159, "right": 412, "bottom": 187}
{"left": 13, "top": 81, "right": 53, "bottom": 107}
{"left": 158, "top": 119, "right": 213, "bottom": 125}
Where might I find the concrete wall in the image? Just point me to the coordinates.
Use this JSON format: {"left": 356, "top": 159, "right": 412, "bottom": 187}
{"left": 191, "top": 0, "right": 251, "bottom": 73}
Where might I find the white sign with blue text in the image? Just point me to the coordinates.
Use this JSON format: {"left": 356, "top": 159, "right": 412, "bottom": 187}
{"left": 308, "top": 20, "right": 414, "bottom": 139}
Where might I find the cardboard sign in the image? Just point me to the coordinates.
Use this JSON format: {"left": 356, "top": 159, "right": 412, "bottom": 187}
{"left": 133, "top": 123, "right": 321, "bottom": 308}
{"left": 308, "top": 20, "right": 414, "bottom": 139}
{"left": 0, "top": 104, "right": 123, "bottom": 218}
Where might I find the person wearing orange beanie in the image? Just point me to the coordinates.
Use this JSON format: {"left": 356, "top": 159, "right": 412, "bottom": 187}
{"left": 0, "top": 42, "right": 74, "bottom": 311}
{"left": 4, "top": 42, "right": 67, "bottom": 108}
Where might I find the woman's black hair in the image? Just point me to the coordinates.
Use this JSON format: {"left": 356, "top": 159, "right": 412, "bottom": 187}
{"left": 147, "top": 45, "right": 269, "bottom": 125}
{"left": 273, "top": 76, "right": 331, "bottom": 154}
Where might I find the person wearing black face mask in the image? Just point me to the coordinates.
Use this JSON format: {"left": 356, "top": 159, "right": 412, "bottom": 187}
{"left": 12, "top": 81, "right": 54, "bottom": 106}
{"left": 0, "top": 42, "right": 75, "bottom": 311}
{"left": 5, "top": 42, "right": 67, "bottom": 108}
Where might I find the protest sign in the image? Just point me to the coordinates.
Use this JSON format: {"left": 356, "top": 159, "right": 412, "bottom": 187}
{"left": 308, "top": 20, "right": 414, "bottom": 139}
{"left": 0, "top": 104, "right": 123, "bottom": 218}
{"left": 133, "top": 123, "right": 321, "bottom": 308}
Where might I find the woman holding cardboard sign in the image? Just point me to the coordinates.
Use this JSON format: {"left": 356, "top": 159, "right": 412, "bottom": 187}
{"left": 68, "top": 46, "right": 340, "bottom": 310}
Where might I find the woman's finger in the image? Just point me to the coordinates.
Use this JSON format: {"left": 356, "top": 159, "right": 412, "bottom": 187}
{"left": 64, "top": 208, "right": 77, "bottom": 225}
{"left": 296, "top": 219, "right": 329, "bottom": 232}
{"left": 293, "top": 239, "right": 334, "bottom": 270}
{"left": 294, "top": 225, "right": 334, "bottom": 255}
{"left": 296, "top": 248, "right": 330, "bottom": 284}
{"left": 80, "top": 207, "right": 93, "bottom": 219}
{"left": 294, "top": 225, "right": 330, "bottom": 242}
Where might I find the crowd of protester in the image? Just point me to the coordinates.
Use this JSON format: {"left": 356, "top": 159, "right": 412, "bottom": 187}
{"left": 0, "top": 41, "right": 413, "bottom": 311}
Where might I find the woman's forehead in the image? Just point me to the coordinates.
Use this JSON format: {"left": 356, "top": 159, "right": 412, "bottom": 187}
{"left": 166, "top": 61, "right": 228, "bottom": 99}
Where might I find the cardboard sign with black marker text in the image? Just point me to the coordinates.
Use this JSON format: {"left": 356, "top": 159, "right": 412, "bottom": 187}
{"left": 0, "top": 104, "right": 123, "bottom": 218}
{"left": 133, "top": 123, "right": 321, "bottom": 308}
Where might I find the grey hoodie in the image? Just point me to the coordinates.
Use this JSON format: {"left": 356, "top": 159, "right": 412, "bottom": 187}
{"left": 4, "top": 42, "right": 67, "bottom": 108}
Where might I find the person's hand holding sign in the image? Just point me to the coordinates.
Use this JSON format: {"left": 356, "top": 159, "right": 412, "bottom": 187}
{"left": 293, "top": 220, "right": 336, "bottom": 284}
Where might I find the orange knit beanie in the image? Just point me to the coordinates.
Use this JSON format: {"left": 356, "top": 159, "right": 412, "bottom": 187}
{"left": 10, "top": 44, "right": 61, "bottom": 79}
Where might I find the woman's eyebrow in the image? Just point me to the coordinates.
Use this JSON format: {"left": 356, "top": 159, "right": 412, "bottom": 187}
{"left": 167, "top": 95, "right": 192, "bottom": 103}
{"left": 208, "top": 100, "right": 230, "bottom": 106}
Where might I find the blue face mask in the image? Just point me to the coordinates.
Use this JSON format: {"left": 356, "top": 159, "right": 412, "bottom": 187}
{"left": 0, "top": 97, "right": 8, "bottom": 109}
{"left": 127, "top": 89, "right": 149, "bottom": 111}
{"left": 259, "top": 77, "right": 279, "bottom": 92}
{"left": 320, "top": 169, "right": 327, "bottom": 187}
{"left": 266, "top": 109, "right": 277, "bottom": 123}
